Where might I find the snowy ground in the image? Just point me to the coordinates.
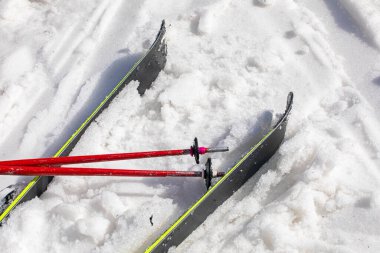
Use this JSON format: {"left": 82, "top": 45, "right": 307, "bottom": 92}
{"left": 0, "top": 0, "right": 380, "bottom": 252}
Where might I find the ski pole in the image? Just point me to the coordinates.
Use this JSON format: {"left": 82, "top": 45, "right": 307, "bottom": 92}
{"left": 0, "top": 165, "right": 224, "bottom": 177}
{"left": 0, "top": 159, "right": 221, "bottom": 190}
{"left": 0, "top": 138, "right": 228, "bottom": 167}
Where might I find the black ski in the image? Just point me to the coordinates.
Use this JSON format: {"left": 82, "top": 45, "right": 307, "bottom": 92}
{"left": 0, "top": 20, "right": 167, "bottom": 224}
{"left": 146, "top": 92, "right": 293, "bottom": 252}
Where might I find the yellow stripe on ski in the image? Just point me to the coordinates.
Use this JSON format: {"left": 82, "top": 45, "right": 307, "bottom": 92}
{"left": 0, "top": 176, "right": 39, "bottom": 221}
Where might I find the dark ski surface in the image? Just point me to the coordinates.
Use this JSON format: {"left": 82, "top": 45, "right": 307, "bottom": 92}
{"left": 146, "top": 92, "right": 293, "bottom": 252}
{"left": 0, "top": 20, "right": 167, "bottom": 224}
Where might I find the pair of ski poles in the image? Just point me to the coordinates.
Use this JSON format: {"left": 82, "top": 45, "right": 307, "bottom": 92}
{"left": 0, "top": 138, "right": 228, "bottom": 189}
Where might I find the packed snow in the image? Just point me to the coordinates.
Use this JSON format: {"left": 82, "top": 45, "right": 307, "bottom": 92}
{"left": 0, "top": 0, "right": 380, "bottom": 252}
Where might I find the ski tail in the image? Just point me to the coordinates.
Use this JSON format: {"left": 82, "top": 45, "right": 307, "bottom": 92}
{"left": 0, "top": 20, "right": 167, "bottom": 224}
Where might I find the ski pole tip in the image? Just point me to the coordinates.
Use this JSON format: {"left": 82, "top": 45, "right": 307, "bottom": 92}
{"left": 206, "top": 147, "right": 229, "bottom": 153}
{"left": 212, "top": 170, "right": 225, "bottom": 178}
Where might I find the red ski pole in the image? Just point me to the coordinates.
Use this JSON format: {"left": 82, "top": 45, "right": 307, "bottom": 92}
{"left": 0, "top": 165, "right": 204, "bottom": 177}
{"left": 0, "top": 138, "right": 228, "bottom": 167}
{"left": 0, "top": 159, "right": 221, "bottom": 189}
{"left": 0, "top": 165, "right": 224, "bottom": 178}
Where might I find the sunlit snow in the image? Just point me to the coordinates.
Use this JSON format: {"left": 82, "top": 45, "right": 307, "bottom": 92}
{"left": 0, "top": 0, "right": 380, "bottom": 252}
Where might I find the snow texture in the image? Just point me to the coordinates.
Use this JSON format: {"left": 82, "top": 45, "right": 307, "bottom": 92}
{"left": 0, "top": 0, "right": 380, "bottom": 252}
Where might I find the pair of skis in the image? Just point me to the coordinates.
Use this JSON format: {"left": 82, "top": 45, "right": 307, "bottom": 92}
{"left": 0, "top": 138, "right": 228, "bottom": 189}
{"left": 0, "top": 18, "right": 294, "bottom": 253}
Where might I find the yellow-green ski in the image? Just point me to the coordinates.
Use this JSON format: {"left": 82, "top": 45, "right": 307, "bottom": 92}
{"left": 0, "top": 20, "right": 167, "bottom": 224}
{"left": 146, "top": 92, "right": 293, "bottom": 252}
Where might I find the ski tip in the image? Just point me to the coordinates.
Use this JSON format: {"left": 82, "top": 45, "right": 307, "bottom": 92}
{"left": 159, "top": 20, "right": 166, "bottom": 36}
{"left": 287, "top": 92, "right": 294, "bottom": 109}
{"left": 285, "top": 91, "right": 294, "bottom": 115}
{"left": 272, "top": 91, "right": 294, "bottom": 129}
{"left": 150, "top": 20, "right": 167, "bottom": 52}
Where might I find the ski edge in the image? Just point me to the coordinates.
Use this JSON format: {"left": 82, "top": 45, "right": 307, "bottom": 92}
{"left": 146, "top": 92, "right": 293, "bottom": 252}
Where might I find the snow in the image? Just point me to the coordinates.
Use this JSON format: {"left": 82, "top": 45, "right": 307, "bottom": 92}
{"left": 338, "top": 0, "right": 380, "bottom": 49}
{"left": 1, "top": 0, "right": 380, "bottom": 252}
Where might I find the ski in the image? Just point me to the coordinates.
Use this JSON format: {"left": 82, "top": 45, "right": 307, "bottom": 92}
{"left": 0, "top": 20, "right": 167, "bottom": 224}
{"left": 145, "top": 92, "right": 293, "bottom": 252}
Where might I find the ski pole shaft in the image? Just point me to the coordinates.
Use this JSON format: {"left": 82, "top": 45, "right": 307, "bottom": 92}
{"left": 0, "top": 148, "right": 228, "bottom": 167}
{"left": 0, "top": 150, "right": 187, "bottom": 167}
{"left": 205, "top": 147, "right": 229, "bottom": 153}
{"left": 0, "top": 165, "right": 225, "bottom": 178}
